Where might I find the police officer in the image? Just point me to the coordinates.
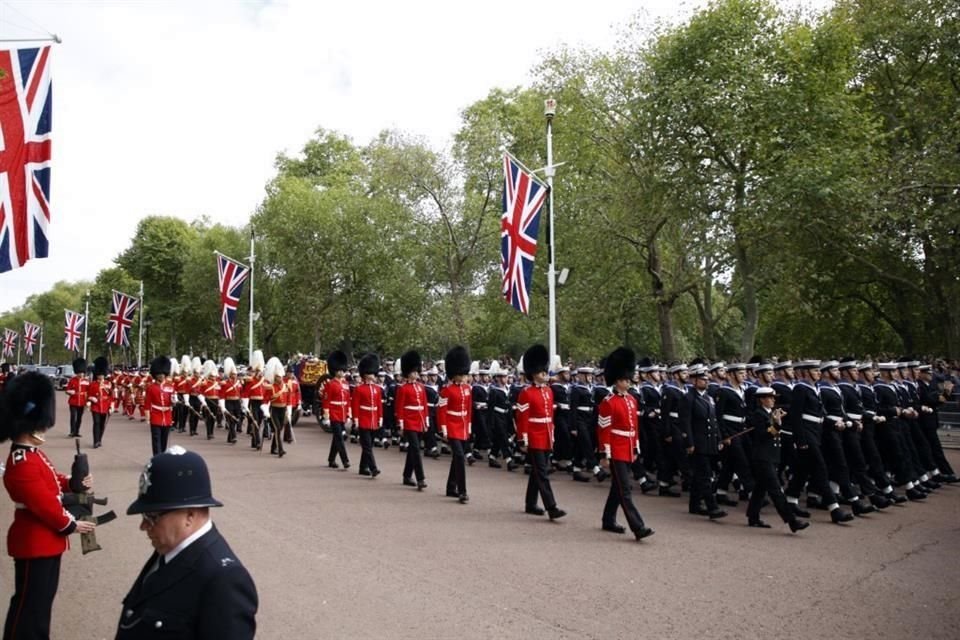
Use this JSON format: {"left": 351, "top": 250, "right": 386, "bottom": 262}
{"left": 117, "top": 447, "right": 257, "bottom": 639}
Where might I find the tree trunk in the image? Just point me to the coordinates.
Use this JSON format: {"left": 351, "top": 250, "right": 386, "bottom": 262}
{"left": 647, "top": 239, "right": 677, "bottom": 361}
{"left": 732, "top": 174, "right": 758, "bottom": 360}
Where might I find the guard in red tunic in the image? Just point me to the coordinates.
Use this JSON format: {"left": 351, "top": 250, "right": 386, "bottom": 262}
{"left": 87, "top": 356, "right": 113, "bottom": 448}
{"left": 1, "top": 372, "right": 97, "bottom": 639}
{"left": 323, "top": 351, "right": 351, "bottom": 469}
{"left": 221, "top": 358, "right": 243, "bottom": 445}
{"left": 515, "top": 344, "right": 566, "bottom": 520}
{"left": 597, "top": 347, "right": 655, "bottom": 541}
{"left": 261, "top": 357, "right": 289, "bottom": 458}
{"left": 285, "top": 369, "right": 302, "bottom": 429}
{"left": 242, "top": 350, "right": 266, "bottom": 448}
{"left": 353, "top": 354, "right": 383, "bottom": 477}
{"left": 174, "top": 355, "right": 192, "bottom": 433}
{"left": 438, "top": 346, "right": 472, "bottom": 502}
{"left": 200, "top": 360, "right": 221, "bottom": 440}
{"left": 65, "top": 357, "right": 89, "bottom": 437}
{"left": 396, "top": 350, "right": 429, "bottom": 490}
{"left": 187, "top": 357, "right": 205, "bottom": 437}
{"left": 145, "top": 356, "right": 176, "bottom": 455}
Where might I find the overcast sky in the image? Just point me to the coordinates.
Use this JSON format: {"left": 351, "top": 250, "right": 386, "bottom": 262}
{"left": 0, "top": 0, "right": 829, "bottom": 313}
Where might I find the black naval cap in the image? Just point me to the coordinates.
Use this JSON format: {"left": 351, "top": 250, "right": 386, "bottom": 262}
{"left": 127, "top": 446, "right": 223, "bottom": 515}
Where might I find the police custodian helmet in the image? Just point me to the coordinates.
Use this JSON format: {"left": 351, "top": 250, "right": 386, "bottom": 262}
{"left": 126, "top": 446, "right": 223, "bottom": 515}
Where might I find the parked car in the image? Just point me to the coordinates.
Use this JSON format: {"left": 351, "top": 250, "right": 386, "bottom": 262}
{"left": 33, "top": 365, "right": 58, "bottom": 386}
{"left": 56, "top": 363, "right": 75, "bottom": 390}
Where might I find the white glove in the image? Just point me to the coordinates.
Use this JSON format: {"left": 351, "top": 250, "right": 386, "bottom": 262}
{"left": 425, "top": 417, "right": 431, "bottom": 429}
{"left": 241, "top": 398, "right": 249, "bottom": 411}
{"left": 260, "top": 403, "right": 270, "bottom": 416}
{"left": 219, "top": 399, "right": 226, "bottom": 411}
{"left": 286, "top": 407, "right": 292, "bottom": 423}
{"left": 322, "top": 417, "right": 330, "bottom": 427}
{"left": 184, "top": 394, "right": 191, "bottom": 404}
{"left": 171, "top": 393, "right": 179, "bottom": 404}
{"left": 197, "top": 395, "right": 206, "bottom": 404}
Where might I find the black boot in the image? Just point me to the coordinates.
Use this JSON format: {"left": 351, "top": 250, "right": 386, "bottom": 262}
{"left": 830, "top": 507, "right": 854, "bottom": 523}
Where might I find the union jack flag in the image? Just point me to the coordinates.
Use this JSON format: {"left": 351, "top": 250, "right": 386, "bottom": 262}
{"left": 2, "top": 328, "right": 17, "bottom": 358}
{"left": 501, "top": 153, "right": 548, "bottom": 314}
{"left": 64, "top": 309, "right": 84, "bottom": 352}
{"left": 106, "top": 289, "right": 139, "bottom": 347}
{"left": 217, "top": 252, "right": 250, "bottom": 340}
{"left": 22, "top": 321, "right": 39, "bottom": 356}
{"left": 0, "top": 46, "right": 52, "bottom": 273}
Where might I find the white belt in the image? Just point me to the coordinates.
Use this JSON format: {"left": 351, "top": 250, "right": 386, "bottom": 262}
{"left": 151, "top": 405, "right": 171, "bottom": 411}
{"left": 612, "top": 429, "right": 636, "bottom": 438}
{"left": 447, "top": 410, "right": 467, "bottom": 417}
{"left": 577, "top": 407, "right": 592, "bottom": 412}
{"left": 529, "top": 417, "right": 551, "bottom": 424}
{"left": 558, "top": 403, "right": 570, "bottom": 410}
{"left": 802, "top": 413, "right": 823, "bottom": 424}
{"left": 864, "top": 410, "right": 876, "bottom": 417}
{"left": 329, "top": 401, "right": 347, "bottom": 406}
{"left": 668, "top": 412, "right": 679, "bottom": 418}
{"left": 827, "top": 415, "right": 845, "bottom": 422}
{"left": 405, "top": 405, "right": 424, "bottom": 411}
{"left": 847, "top": 413, "right": 862, "bottom": 420}
{"left": 494, "top": 407, "right": 509, "bottom": 414}
{"left": 722, "top": 415, "right": 745, "bottom": 424}
{"left": 474, "top": 403, "right": 488, "bottom": 409}
{"left": 360, "top": 405, "right": 377, "bottom": 411}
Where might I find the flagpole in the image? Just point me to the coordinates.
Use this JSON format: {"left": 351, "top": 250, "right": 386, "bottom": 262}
{"left": 544, "top": 98, "right": 559, "bottom": 364}
{"left": 248, "top": 228, "right": 255, "bottom": 364}
{"left": 83, "top": 293, "right": 90, "bottom": 360}
{"left": 16, "top": 331, "right": 21, "bottom": 367}
{"left": 38, "top": 324, "right": 44, "bottom": 365}
{"left": 137, "top": 280, "right": 144, "bottom": 368}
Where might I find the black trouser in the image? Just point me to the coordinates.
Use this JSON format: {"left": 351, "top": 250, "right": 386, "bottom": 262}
{"left": 786, "top": 444, "right": 839, "bottom": 506}
{"left": 922, "top": 419, "right": 955, "bottom": 475}
{"left": 205, "top": 400, "right": 218, "bottom": 438}
{"left": 689, "top": 453, "right": 719, "bottom": 512}
{"left": 876, "top": 420, "right": 914, "bottom": 485}
{"left": 91, "top": 411, "right": 107, "bottom": 447}
{"left": 821, "top": 428, "right": 858, "bottom": 500}
{"left": 489, "top": 413, "right": 515, "bottom": 460}
{"left": 446, "top": 438, "right": 466, "bottom": 495}
{"left": 403, "top": 431, "right": 425, "bottom": 482}
{"left": 841, "top": 427, "right": 880, "bottom": 496}
{"left": 188, "top": 398, "right": 201, "bottom": 435}
{"left": 603, "top": 460, "right": 647, "bottom": 532}
{"left": 150, "top": 425, "right": 170, "bottom": 456}
{"left": 859, "top": 421, "right": 891, "bottom": 490}
{"left": 472, "top": 415, "right": 491, "bottom": 452}
{"left": 747, "top": 459, "right": 793, "bottom": 524}
{"left": 525, "top": 450, "right": 557, "bottom": 511}
{"left": 250, "top": 403, "right": 263, "bottom": 449}
{"left": 906, "top": 419, "right": 935, "bottom": 472}
{"left": 423, "top": 416, "right": 439, "bottom": 452}
{"left": 639, "top": 423, "right": 660, "bottom": 476}
{"left": 69, "top": 405, "right": 84, "bottom": 436}
{"left": 717, "top": 436, "right": 755, "bottom": 495}
{"left": 550, "top": 416, "right": 573, "bottom": 463}
{"left": 573, "top": 417, "right": 598, "bottom": 469}
{"left": 658, "top": 427, "right": 689, "bottom": 485}
{"left": 225, "top": 399, "right": 241, "bottom": 443}
{"left": 270, "top": 407, "right": 286, "bottom": 456}
{"left": 359, "top": 429, "right": 378, "bottom": 473}
{"left": 328, "top": 421, "right": 349, "bottom": 464}
{"left": 175, "top": 403, "right": 187, "bottom": 432}
{"left": 4, "top": 555, "right": 60, "bottom": 640}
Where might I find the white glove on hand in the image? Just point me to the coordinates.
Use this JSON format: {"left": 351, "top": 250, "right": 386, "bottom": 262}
{"left": 219, "top": 399, "right": 226, "bottom": 411}
{"left": 286, "top": 407, "right": 292, "bottom": 423}
{"left": 322, "top": 417, "right": 331, "bottom": 428}
{"left": 241, "top": 398, "right": 249, "bottom": 411}
{"left": 197, "top": 395, "right": 206, "bottom": 404}
{"left": 260, "top": 403, "right": 270, "bottom": 416}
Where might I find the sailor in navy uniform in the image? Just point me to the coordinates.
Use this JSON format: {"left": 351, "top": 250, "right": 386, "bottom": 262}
{"left": 116, "top": 447, "right": 257, "bottom": 639}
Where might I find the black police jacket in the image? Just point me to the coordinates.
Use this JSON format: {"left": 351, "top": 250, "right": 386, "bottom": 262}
{"left": 680, "top": 389, "right": 720, "bottom": 456}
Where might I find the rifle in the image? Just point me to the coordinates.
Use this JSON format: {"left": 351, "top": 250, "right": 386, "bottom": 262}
{"left": 63, "top": 440, "right": 116, "bottom": 554}
{"left": 243, "top": 407, "right": 266, "bottom": 452}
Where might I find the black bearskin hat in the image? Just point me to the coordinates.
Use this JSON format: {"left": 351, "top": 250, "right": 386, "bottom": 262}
{"left": 358, "top": 353, "right": 380, "bottom": 376}
{"left": 93, "top": 356, "right": 110, "bottom": 378}
{"left": 604, "top": 347, "right": 636, "bottom": 382}
{"left": 149, "top": 355, "right": 172, "bottom": 378}
{"left": 0, "top": 372, "right": 56, "bottom": 441}
{"left": 522, "top": 344, "right": 549, "bottom": 380}
{"left": 327, "top": 350, "right": 348, "bottom": 374}
{"left": 72, "top": 358, "right": 87, "bottom": 373}
{"left": 443, "top": 346, "right": 470, "bottom": 377}
{"left": 401, "top": 350, "right": 423, "bottom": 377}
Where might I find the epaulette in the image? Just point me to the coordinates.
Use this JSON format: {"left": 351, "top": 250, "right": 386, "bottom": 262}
{"left": 11, "top": 448, "right": 28, "bottom": 464}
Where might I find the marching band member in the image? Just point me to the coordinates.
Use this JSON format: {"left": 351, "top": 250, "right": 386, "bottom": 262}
{"left": 262, "top": 357, "right": 288, "bottom": 458}
{"left": 242, "top": 350, "right": 267, "bottom": 450}
{"left": 221, "top": 358, "right": 243, "bottom": 445}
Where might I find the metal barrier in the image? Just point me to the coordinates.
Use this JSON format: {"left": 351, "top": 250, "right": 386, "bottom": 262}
{"left": 939, "top": 399, "right": 959, "bottom": 449}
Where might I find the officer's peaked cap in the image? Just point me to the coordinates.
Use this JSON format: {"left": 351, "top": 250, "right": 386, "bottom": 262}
{"left": 127, "top": 446, "right": 223, "bottom": 515}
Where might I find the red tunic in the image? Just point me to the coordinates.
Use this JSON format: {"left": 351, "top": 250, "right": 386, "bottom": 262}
{"left": 145, "top": 381, "right": 175, "bottom": 427}
{"left": 438, "top": 382, "right": 471, "bottom": 441}
{"left": 287, "top": 378, "right": 302, "bottom": 408}
{"left": 322, "top": 378, "right": 351, "bottom": 422}
{"left": 268, "top": 381, "right": 288, "bottom": 408}
{"left": 66, "top": 376, "right": 89, "bottom": 407}
{"left": 87, "top": 379, "right": 113, "bottom": 414}
{"left": 175, "top": 375, "right": 191, "bottom": 398}
{"left": 242, "top": 375, "right": 265, "bottom": 401}
{"left": 4, "top": 445, "right": 75, "bottom": 559}
{"left": 221, "top": 378, "right": 242, "bottom": 400}
{"left": 202, "top": 378, "right": 220, "bottom": 400}
{"left": 515, "top": 384, "right": 555, "bottom": 451}
{"left": 352, "top": 382, "right": 383, "bottom": 430}
{"left": 395, "top": 381, "right": 429, "bottom": 433}
{"left": 597, "top": 392, "right": 639, "bottom": 462}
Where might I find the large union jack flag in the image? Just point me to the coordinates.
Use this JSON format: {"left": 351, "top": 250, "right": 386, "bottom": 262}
{"left": 106, "top": 289, "right": 139, "bottom": 347}
{"left": 217, "top": 252, "right": 250, "bottom": 340}
{"left": 2, "top": 328, "right": 17, "bottom": 358}
{"left": 0, "top": 46, "right": 52, "bottom": 273}
{"left": 22, "top": 321, "right": 39, "bottom": 356}
{"left": 501, "top": 153, "right": 548, "bottom": 314}
{"left": 64, "top": 309, "right": 84, "bottom": 352}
